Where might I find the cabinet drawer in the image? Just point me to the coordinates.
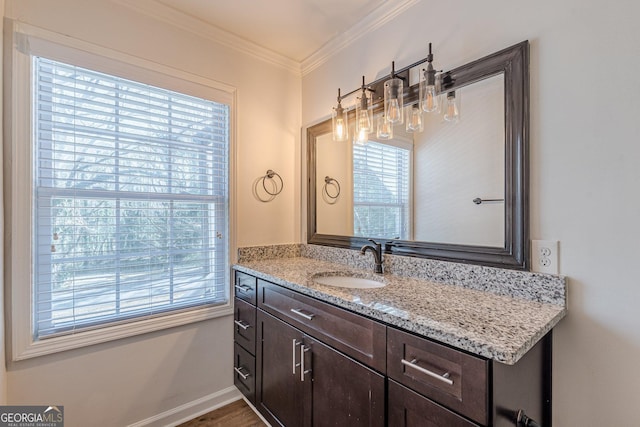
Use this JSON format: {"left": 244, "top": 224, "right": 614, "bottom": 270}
{"left": 235, "top": 271, "right": 257, "bottom": 305}
{"left": 387, "top": 327, "right": 488, "bottom": 425}
{"left": 234, "top": 297, "right": 256, "bottom": 355}
{"left": 234, "top": 343, "right": 256, "bottom": 404}
{"left": 258, "top": 279, "right": 386, "bottom": 373}
{"left": 388, "top": 379, "right": 479, "bottom": 427}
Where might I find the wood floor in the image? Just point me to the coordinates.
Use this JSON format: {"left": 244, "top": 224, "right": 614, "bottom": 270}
{"left": 178, "top": 399, "right": 267, "bottom": 427}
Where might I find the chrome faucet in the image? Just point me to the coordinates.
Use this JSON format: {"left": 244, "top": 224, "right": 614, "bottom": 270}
{"left": 360, "top": 239, "right": 383, "bottom": 274}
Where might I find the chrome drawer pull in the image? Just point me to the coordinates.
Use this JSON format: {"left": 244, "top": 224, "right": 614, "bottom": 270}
{"left": 290, "top": 308, "right": 315, "bottom": 320}
{"left": 401, "top": 358, "right": 454, "bottom": 385}
{"left": 292, "top": 339, "right": 301, "bottom": 374}
{"left": 234, "top": 366, "right": 250, "bottom": 380}
{"left": 234, "top": 320, "right": 251, "bottom": 330}
{"left": 234, "top": 284, "right": 252, "bottom": 293}
{"left": 300, "top": 344, "right": 311, "bottom": 382}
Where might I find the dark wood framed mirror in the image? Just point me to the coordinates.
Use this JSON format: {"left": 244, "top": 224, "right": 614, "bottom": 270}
{"left": 307, "top": 41, "right": 529, "bottom": 269}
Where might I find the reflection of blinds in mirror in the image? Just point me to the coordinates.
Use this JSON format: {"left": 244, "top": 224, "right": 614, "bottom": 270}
{"left": 353, "top": 141, "right": 410, "bottom": 240}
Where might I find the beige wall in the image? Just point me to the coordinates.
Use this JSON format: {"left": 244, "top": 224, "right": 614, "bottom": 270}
{"left": 303, "top": 0, "right": 640, "bottom": 425}
{"left": 315, "top": 132, "right": 353, "bottom": 236}
{"left": 3, "top": 0, "right": 300, "bottom": 425}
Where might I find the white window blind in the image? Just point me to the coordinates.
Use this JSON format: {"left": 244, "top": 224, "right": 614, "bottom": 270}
{"left": 353, "top": 141, "right": 410, "bottom": 239}
{"left": 33, "top": 57, "right": 230, "bottom": 338}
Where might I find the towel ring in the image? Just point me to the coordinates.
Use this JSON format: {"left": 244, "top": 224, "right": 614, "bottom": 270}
{"left": 262, "top": 170, "right": 284, "bottom": 196}
{"left": 323, "top": 176, "right": 341, "bottom": 200}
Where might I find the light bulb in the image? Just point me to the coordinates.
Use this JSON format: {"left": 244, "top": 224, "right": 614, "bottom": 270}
{"left": 332, "top": 89, "right": 349, "bottom": 141}
{"left": 376, "top": 115, "right": 393, "bottom": 140}
{"left": 384, "top": 74, "right": 404, "bottom": 125}
{"left": 386, "top": 98, "right": 401, "bottom": 123}
{"left": 406, "top": 105, "right": 423, "bottom": 132}
{"left": 422, "top": 85, "right": 438, "bottom": 112}
{"left": 444, "top": 92, "right": 460, "bottom": 123}
{"left": 419, "top": 45, "right": 440, "bottom": 114}
{"left": 357, "top": 108, "right": 372, "bottom": 132}
{"left": 355, "top": 128, "right": 369, "bottom": 145}
{"left": 335, "top": 117, "right": 346, "bottom": 140}
{"left": 355, "top": 87, "right": 373, "bottom": 133}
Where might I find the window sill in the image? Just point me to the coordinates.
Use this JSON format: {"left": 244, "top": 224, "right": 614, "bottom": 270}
{"left": 12, "top": 302, "right": 233, "bottom": 361}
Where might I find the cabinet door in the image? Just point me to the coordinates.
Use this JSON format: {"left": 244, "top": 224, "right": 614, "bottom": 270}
{"left": 388, "top": 380, "right": 479, "bottom": 427}
{"left": 256, "top": 310, "right": 310, "bottom": 427}
{"left": 307, "top": 336, "right": 385, "bottom": 427}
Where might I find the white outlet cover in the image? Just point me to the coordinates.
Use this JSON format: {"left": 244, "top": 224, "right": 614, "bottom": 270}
{"left": 531, "top": 240, "right": 559, "bottom": 275}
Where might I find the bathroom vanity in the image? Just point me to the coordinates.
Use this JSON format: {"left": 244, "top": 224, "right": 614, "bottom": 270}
{"left": 232, "top": 246, "right": 566, "bottom": 427}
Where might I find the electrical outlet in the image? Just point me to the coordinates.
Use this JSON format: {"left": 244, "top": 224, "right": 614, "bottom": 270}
{"left": 531, "top": 240, "right": 559, "bottom": 275}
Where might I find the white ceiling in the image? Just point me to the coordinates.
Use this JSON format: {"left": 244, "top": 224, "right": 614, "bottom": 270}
{"left": 117, "top": 0, "right": 419, "bottom": 73}
{"left": 156, "top": 0, "right": 387, "bottom": 62}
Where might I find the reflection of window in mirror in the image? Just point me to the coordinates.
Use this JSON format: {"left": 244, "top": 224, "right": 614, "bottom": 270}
{"left": 353, "top": 134, "right": 413, "bottom": 240}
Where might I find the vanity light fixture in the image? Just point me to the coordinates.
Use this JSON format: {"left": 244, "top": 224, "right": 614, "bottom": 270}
{"left": 384, "top": 62, "right": 404, "bottom": 125}
{"left": 419, "top": 43, "right": 441, "bottom": 113}
{"left": 330, "top": 42, "right": 460, "bottom": 139}
{"left": 444, "top": 91, "right": 460, "bottom": 122}
{"left": 332, "top": 88, "right": 349, "bottom": 141}
{"left": 405, "top": 104, "right": 423, "bottom": 132}
{"left": 355, "top": 76, "right": 374, "bottom": 134}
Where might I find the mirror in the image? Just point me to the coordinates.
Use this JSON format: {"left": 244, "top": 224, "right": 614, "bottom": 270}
{"left": 307, "top": 41, "right": 529, "bottom": 269}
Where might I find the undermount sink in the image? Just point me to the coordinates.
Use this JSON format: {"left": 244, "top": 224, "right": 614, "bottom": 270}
{"left": 313, "top": 275, "right": 385, "bottom": 289}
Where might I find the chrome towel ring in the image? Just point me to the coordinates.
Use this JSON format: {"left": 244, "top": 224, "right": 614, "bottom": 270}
{"left": 323, "top": 176, "right": 341, "bottom": 200}
{"left": 262, "top": 169, "right": 283, "bottom": 196}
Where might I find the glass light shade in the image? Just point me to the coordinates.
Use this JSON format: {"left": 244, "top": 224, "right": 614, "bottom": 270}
{"left": 355, "top": 92, "right": 373, "bottom": 133}
{"left": 419, "top": 71, "right": 440, "bottom": 113}
{"left": 444, "top": 91, "right": 460, "bottom": 123}
{"left": 405, "top": 105, "right": 423, "bottom": 133}
{"left": 384, "top": 78, "right": 404, "bottom": 124}
{"left": 332, "top": 104, "right": 349, "bottom": 141}
{"left": 376, "top": 115, "right": 393, "bottom": 140}
{"left": 354, "top": 127, "right": 369, "bottom": 145}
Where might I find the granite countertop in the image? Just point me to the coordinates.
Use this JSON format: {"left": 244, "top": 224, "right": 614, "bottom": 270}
{"left": 234, "top": 256, "right": 566, "bottom": 365}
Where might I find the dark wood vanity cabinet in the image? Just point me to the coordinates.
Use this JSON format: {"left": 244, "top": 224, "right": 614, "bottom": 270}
{"left": 233, "top": 271, "right": 551, "bottom": 427}
{"left": 232, "top": 272, "right": 258, "bottom": 404}
{"left": 256, "top": 310, "right": 385, "bottom": 427}
{"left": 387, "top": 327, "right": 551, "bottom": 427}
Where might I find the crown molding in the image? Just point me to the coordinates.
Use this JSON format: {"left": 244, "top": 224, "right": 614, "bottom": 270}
{"left": 111, "top": 0, "right": 302, "bottom": 75}
{"left": 301, "top": 0, "right": 420, "bottom": 76}
{"left": 111, "top": 0, "right": 420, "bottom": 77}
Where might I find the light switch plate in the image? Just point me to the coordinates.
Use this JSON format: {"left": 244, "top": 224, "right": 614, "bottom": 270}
{"left": 531, "top": 240, "right": 559, "bottom": 275}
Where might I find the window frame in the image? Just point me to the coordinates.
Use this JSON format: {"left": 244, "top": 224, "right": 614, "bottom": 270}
{"left": 6, "top": 23, "right": 237, "bottom": 361}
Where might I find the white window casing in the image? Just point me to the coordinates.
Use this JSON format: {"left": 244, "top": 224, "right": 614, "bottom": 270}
{"left": 6, "top": 22, "right": 237, "bottom": 361}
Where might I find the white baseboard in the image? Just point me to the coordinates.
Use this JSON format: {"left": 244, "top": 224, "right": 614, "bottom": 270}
{"left": 241, "top": 396, "right": 272, "bottom": 427}
{"left": 127, "top": 386, "right": 242, "bottom": 427}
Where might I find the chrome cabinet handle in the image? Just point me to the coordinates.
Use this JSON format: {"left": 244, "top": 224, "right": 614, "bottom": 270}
{"left": 234, "top": 320, "right": 251, "bottom": 330}
{"left": 401, "top": 358, "right": 454, "bottom": 385}
{"left": 292, "top": 339, "right": 301, "bottom": 374}
{"left": 234, "top": 366, "right": 250, "bottom": 380}
{"left": 234, "top": 284, "right": 252, "bottom": 293}
{"left": 290, "top": 308, "right": 315, "bottom": 320}
{"left": 300, "top": 344, "right": 312, "bottom": 381}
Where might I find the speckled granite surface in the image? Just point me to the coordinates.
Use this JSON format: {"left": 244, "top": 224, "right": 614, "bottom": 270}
{"left": 237, "top": 244, "right": 302, "bottom": 262}
{"left": 234, "top": 246, "right": 567, "bottom": 365}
